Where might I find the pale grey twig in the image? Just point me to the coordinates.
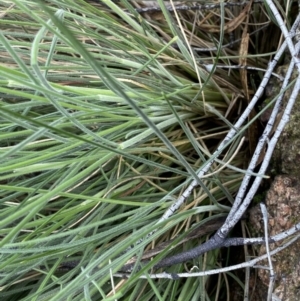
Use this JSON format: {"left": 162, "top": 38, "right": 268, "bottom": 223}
{"left": 220, "top": 12, "right": 300, "bottom": 234}
{"left": 260, "top": 203, "right": 274, "bottom": 301}
{"left": 123, "top": 1, "right": 300, "bottom": 271}
{"left": 203, "top": 64, "right": 284, "bottom": 80}
{"left": 135, "top": 1, "right": 264, "bottom": 14}
{"left": 114, "top": 231, "right": 300, "bottom": 279}
{"left": 271, "top": 294, "right": 282, "bottom": 301}
{"left": 232, "top": 220, "right": 300, "bottom": 246}
{"left": 220, "top": 57, "right": 300, "bottom": 237}
{"left": 242, "top": 221, "right": 250, "bottom": 301}
{"left": 115, "top": 219, "right": 300, "bottom": 273}
{"left": 265, "top": 0, "right": 300, "bottom": 71}
{"left": 158, "top": 40, "right": 284, "bottom": 225}
{"left": 126, "top": 25, "right": 300, "bottom": 274}
{"left": 151, "top": 3, "right": 300, "bottom": 250}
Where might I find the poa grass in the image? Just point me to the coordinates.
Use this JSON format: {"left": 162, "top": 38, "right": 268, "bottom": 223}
{"left": 0, "top": 0, "right": 286, "bottom": 300}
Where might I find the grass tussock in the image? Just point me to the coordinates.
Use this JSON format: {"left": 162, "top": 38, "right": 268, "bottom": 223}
{"left": 0, "top": 0, "right": 293, "bottom": 300}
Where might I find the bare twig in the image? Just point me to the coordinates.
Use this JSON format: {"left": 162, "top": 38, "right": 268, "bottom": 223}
{"left": 135, "top": 1, "right": 264, "bottom": 14}
{"left": 117, "top": 1, "right": 300, "bottom": 281}
{"left": 203, "top": 64, "right": 284, "bottom": 80}
{"left": 112, "top": 219, "right": 300, "bottom": 273}
{"left": 260, "top": 203, "right": 274, "bottom": 301}
{"left": 122, "top": 8, "right": 300, "bottom": 279}
{"left": 115, "top": 232, "right": 300, "bottom": 279}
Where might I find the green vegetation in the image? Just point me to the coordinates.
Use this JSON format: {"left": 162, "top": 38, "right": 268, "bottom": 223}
{"left": 0, "top": 0, "right": 293, "bottom": 300}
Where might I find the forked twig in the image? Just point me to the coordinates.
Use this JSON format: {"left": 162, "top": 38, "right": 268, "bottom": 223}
{"left": 120, "top": 1, "right": 300, "bottom": 279}
{"left": 114, "top": 231, "right": 300, "bottom": 279}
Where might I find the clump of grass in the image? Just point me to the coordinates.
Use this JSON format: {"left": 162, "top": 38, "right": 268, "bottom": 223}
{"left": 0, "top": 0, "right": 284, "bottom": 300}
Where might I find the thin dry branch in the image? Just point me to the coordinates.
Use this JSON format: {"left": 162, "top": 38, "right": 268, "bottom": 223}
{"left": 120, "top": 1, "right": 300, "bottom": 280}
